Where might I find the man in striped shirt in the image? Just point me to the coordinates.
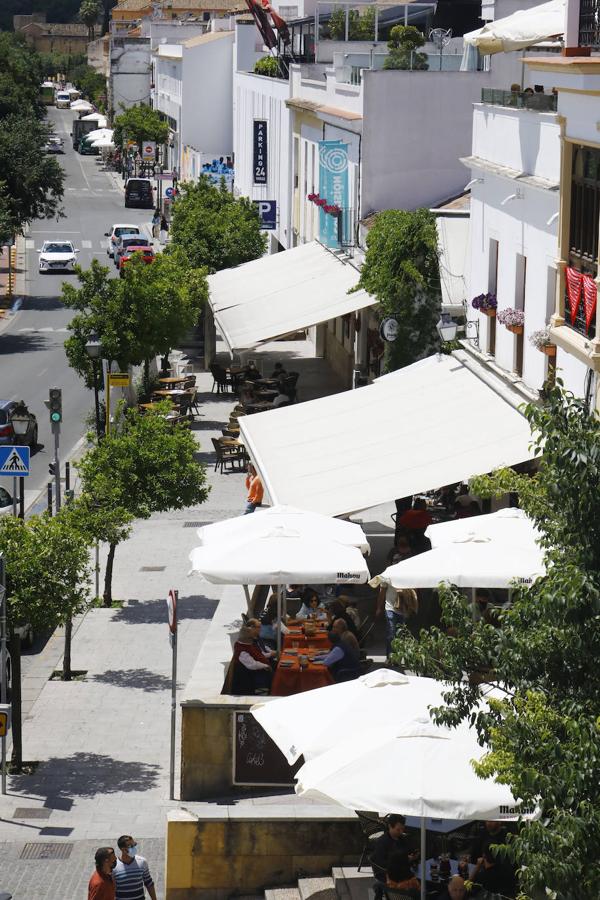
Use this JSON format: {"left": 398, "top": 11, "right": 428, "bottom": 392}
{"left": 113, "top": 835, "right": 157, "bottom": 900}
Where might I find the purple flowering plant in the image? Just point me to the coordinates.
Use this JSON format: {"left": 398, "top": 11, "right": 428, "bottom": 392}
{"left": 471, "top": 292, "right": 498, "bottom": 311}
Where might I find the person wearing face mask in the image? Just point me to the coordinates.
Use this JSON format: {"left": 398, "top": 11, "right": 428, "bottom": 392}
{"left": 88, "top": 846, "right": 117, "bottom": 900}
{"left": 113, "top": 836, "right": 157, "bottom": 900}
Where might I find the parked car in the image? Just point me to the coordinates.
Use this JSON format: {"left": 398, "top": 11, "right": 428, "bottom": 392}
{"left": 114, "top": 235, "right": 152, "bottom": 269}
{"left": 0, "top": 400, "right": 38, "bottom": 448}
{"left": 124, "top": 177, "right": 154, "bottom": 209}
{"left": 79, "top": 137, "right": 99, "bottom": 156}
{"left": 45, "top": 135, "right": 64, "bottom": 154}
{"left": 119, "top": 245, "right": 155, "bottom": 275}
{"left": 105, "top": 224, "right": 141, "bottom": 258}
{"left": 38, "top": 239, "right": 79, "bottom": 273}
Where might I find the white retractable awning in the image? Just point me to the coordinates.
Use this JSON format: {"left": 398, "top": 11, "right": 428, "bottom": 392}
{"left": 207, "top": 241, "right": 376, "bottom": 353}
{"left": 464, "top": 0, "right": 565, "bottom": 54}
{"left": 238, "top": 353, "right": 536, "bottom": 517}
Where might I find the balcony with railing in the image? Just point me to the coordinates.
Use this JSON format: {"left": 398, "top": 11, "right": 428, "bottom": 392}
{"left": 481, "top": 87, "right": 557, "bottom": 113}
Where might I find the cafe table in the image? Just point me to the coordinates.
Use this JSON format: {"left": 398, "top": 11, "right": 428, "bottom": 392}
{"left": 152, "top": 388, "right": 188, "bottom": 398}
{"left": 271, "top": 650, "right": 334, "bottom": 697}
{"left": 158, "top": 376, "right": 188, "bottom": 386}
{"left": 283, "top": 625, "right": 330, "bottom": 652}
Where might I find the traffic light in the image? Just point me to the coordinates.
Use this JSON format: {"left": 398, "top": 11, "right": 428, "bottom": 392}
{"left": 49, "top": 462, "right": 57, "bottom": 476}
{"left": 48, "top": 388, "right": 62, "bottom": 424}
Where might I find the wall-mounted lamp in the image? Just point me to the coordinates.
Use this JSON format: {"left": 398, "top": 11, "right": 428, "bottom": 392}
{"left": 500, "top": 191, "right": 523, "bottom": 206}
{"left": 464, "top": 178, "right": 483, "bottom": 191}
{"left": 436, "top": 313, "right": 480, "bottom": 348}
{"left": 546, "top": 211, "right": 559, "bottom": 226}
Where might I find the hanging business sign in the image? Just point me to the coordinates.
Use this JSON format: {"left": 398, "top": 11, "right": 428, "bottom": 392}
{"left": 253, "top": 200, "right": 277, "bottom": 230}
{"left": 379, "top": 317, "right": 399, "bottom": 343}
{"left": 253, "top": 120, "right": 268, "bottom": 184}
{"left": 318, "top": 140, "right": 348, "bottom": 249}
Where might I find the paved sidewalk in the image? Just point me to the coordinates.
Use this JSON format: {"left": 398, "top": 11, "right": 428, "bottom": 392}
{"left": 0, "top": 348, "right": 355, "bottom": 898}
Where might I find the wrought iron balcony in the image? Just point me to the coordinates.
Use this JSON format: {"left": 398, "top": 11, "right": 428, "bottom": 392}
{"left": 579, "top": 0, "right": 600, "bottom": 48}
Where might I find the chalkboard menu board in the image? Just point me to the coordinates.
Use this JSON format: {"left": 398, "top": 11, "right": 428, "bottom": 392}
{"left": 233, "top": 711, "right": 303, "bottom": 786}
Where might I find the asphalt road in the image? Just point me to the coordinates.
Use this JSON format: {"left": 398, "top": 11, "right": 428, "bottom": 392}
{"left": 0, "top": 106, "right": 152, "bottom": 504}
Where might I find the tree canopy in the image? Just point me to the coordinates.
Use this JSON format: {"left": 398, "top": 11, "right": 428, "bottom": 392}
{"left": 113, "top": 104, "right": 170, "bottom": 149}
{"left": 326, "top": 7, "right": 376, "bottom": 41}
{"left": 384, "top": 25, "right": 429, "bottom": 70}
{"left": 79, "top": 0, "right": 101, "bottom": 40}
{"left": 0, "top": 32, "right": 44, "bottom": 120}
{"left": 170, "top": 176, "right": 267, "bottom": 272}
{"left": 391, "top": 382, "right": 600, "bottom": 899}
{"left": 355, "top": 208, "right": 441, "bottom": 371}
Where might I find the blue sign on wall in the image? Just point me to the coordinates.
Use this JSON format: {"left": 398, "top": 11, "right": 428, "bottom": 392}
{"left": 254, "top": 200, "right": 277, "bottom": 230}
{"left": 318, "top": 140, "right": 349, "bottom": 248}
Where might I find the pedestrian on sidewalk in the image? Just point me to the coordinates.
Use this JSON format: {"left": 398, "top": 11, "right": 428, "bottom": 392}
{"left": 151, "top": 208, "right": 161, "bottom": 239}
{"left": 159, "top": 215, "right": 168, "bottom": 245}
{"left": 114, "top": 836, "right": 157, "bottom": 900}
{"left": 88, "top": 846, "right": 117, "bottom": 900}
{"left": 244, "top": 462, "right": 264, "bottom": 514}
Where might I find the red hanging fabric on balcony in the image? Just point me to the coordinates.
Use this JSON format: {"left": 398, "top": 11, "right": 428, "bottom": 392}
{"left": 565, "top": 266, "right": 583, "bottom": 325}
{"left": 582, "top": 274, "right": 597, "bottom": 332}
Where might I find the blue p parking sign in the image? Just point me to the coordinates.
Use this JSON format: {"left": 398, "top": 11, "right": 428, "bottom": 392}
{"left": 254, "top": 200, "right": 277, "bottom": 231}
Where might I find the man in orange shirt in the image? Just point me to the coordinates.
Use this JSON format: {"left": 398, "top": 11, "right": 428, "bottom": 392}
{"left": 245, "top": 463, "right": 264, "bottom": 514}
{"left": 88, "top": 847, "right": 117, "bottom": 900}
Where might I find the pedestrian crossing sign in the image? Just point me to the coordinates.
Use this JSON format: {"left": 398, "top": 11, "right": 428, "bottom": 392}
{"left": 0, "top": 445, "right": 30, "bottom": 477}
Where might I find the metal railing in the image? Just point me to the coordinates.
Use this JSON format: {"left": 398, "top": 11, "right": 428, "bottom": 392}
{"left": 579, "top": 0, "right": 600, "bottom": 48}
{"left": 481, "top": 88, "right": 557, "bottom": 112}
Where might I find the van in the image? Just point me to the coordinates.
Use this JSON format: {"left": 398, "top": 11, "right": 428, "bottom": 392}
{"left": 124, "top": 178, "right": 154, "bottom": 209}
{"left": 55, "top": 91, "right": 71, "bottom": 109}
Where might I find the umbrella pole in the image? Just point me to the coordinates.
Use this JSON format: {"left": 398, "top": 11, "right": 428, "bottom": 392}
{"left": 243, "top": 584, "right": 252, "bottom": 615}
{"left": 420, "top": 817, "right": 426, "bottom": 900}
{"left": 276, "top": 585, "right": 283, "bottom": 656}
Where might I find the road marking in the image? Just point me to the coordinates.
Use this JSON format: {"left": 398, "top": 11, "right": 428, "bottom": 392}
{"left": 81, "top": 240, "right": 92, "bottom": 249}
{"left": 37, "top": 327, "right": 54, "bottom": 332}
{"left": 37, "top": 368, "right": 48, "bottom": 377}
{"left": 29, "top": 230, "right": 81, "bottom": 234}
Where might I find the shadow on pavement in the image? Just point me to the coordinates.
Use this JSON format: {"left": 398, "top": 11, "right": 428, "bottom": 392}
{"left": 10, "top": 753, "right": 160, "bottom": 798}
{"left": 90, "top": 667, "right": 176, "bottom": 692}
{"left": 23, "top": 294, "right": 66, "bottom": 312}
{"left": 0, "top": 333, "right": 51, "bottom": 354}
{"left": 112, "top": 595, "right": 218, "bottom": 625}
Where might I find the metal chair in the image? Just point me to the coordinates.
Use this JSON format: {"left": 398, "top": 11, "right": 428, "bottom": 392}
{"left": 210, "top": 364, "right": 230, "bottom": 394}
{"left": 356, "top": 811, "right": 386, "bottom": 872}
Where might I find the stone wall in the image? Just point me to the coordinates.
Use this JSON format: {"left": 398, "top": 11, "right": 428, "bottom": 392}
{"left": 166, "top": 809, "right": 363, "bottom": 900}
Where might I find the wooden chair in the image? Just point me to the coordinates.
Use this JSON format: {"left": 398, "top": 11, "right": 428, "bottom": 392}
{"left": 211, "top": 437, "right": 245, "bottom": 473}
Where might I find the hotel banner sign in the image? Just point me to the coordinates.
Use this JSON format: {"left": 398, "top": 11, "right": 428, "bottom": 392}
{"left": 318, "top": 140, "right": 349, "bottom": 248}
{"left": 253, "top": 120, "right": 268, "bottom": 185}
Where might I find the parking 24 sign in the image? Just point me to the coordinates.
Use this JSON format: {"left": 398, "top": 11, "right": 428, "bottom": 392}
{"left": 253, "top": 120, "right": 268, "bottom": 184}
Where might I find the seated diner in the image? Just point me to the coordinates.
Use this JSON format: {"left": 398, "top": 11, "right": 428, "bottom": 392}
{"left": 231, "top": 619, "right": 275, "bottom": 695}
{"left": 313, "top": 618, "right": 360, "bottom": 682}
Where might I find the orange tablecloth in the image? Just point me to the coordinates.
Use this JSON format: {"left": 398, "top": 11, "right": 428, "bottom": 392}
{"left": 283, "top": 629, "right": 330, "bottom": 651}
{"left": 271, "top": 652, "right": 334, "bottom": 696}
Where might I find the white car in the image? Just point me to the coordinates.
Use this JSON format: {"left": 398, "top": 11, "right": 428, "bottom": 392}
{"left": 105, "top": 224, "right": 142, "bottom": 258}
{"left": 38, "top": 240, "right": 80, "bottom": 273}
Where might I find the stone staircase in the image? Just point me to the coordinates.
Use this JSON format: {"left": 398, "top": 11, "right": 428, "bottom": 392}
{"left": 241, "top": 866, "right": 374, "bottom": 900}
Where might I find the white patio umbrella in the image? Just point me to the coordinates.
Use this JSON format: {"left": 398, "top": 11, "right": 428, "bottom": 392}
{"left": 92, "top": 137, "right": 115, "bottom": 149}
{"left": 196, "top": 505, "right": 370, "bottom": 554}
{"left": 371, "top": 538, "right": 545, "bottom": 590}
{"left": 81, "top": 112, "right": 107, "bottom": 127}
{"left": 295, "top": 718, "right": 533, "bottom": 900}
{"left": 86, "top": 127, "right": 113, "bottom": 142}
{"left": 189, "top": 528, "right": 369, "bottom": 652}
{"left": 464, "top": 0, "right": 565, "bottom": 54}
{"left": 252, "top": 668, "right": 448, "bottom": 765}
{"left": 70, "top": 99, "right": 92, "bottom": 110}
{"left": 426, "top": 507, "right": 541, "bottom": 550}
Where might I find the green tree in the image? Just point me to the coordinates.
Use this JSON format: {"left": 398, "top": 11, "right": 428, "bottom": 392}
{"left": 355, "top": 208, "right": 441, "bottom": 371}
{"left": 390, "top": 382, "right": 600, "bottom": 899}
{"left": 170, "top": 176, "right": 266, "bottom": 272}
{"left": 77, "top": 405, "right": 209, "bottom": 603}
{"left": 79, "top": 0, "right": 101, "bottom": 40}
{"left": 384, "top": 25, "right": 429, "bottom": 70}
{"left": 61, "top": 253, "right": 207, "bottom": 394}
{"left": 326, "top": 7, "right": 376, "bottom": 40}
{"left": 0, "top": 512, "right": 92, "bottom": 767}
{"left": 113, "top": 104, "right": 169, "bottom": 150}
{"left": 0, "top": 33, "right": 43, "bottom": 120}
{"left": 254, "top": 56, "right": 281, "bottom": 78}
{"left": 0, "top": 114, "right": 64, "bottom": 238}
{"left": 69, "top": 62, "right": 106, "bottom": 107}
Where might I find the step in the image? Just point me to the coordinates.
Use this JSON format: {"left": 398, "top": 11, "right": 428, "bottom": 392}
{"left": 265, "top": 888, "right": 301, "bottom": 900}
{"left": 298, "top": 876, "right": 337, "bottom": 900}
{"left": 332, "top": 866, "right": 374, "bottom": 900}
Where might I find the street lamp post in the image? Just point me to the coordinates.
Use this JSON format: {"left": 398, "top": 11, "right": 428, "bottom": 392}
{"left": 10, "top": 404, "right": 32, "bottom": 519}
{"left": 85, "top": 338, "right": 103, "bottom": 440}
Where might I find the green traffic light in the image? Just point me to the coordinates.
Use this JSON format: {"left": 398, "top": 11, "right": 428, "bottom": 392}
{"left": 51, "top": 412, "right": 61, "bottom": 422}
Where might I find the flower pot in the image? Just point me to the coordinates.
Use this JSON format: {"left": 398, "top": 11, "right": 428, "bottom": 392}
{"left": 505, "top": 324, "right": 524, "bottom": 335}
{"left": 540, "top": 344, "right": 556, "bottom": 357}
{"left": 481, "top": 308, "right": 496, "bottom": 318}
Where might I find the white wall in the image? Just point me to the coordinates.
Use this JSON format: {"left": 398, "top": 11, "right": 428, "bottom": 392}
{"left": 146, "top": 20, "right": 206, "bottom": 48}
{"left": 181, "top": 34, "right": 234, "bottom": 163}
{"left": 361, "top": 70, "right": 490, "bottom": 216}
{"left": 110, "top": 38, "right": 151, "bottom": 113}
{"left": 233, "top": 69, "right": 291, "bottom": 249}
{"left": 472, "top": 105, "right": 560, "bottom": 181}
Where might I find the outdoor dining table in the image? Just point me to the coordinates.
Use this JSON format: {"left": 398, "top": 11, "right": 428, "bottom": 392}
{"left": 284, "top": 625, "right": 330, "bottom": 651}
{"left": 416, "top": 858, "right": 476, "bottom": 885}
{"left": 158, "top": 376, "right": 188, "bottom": 386}
{"left": 271, "top": 649, "right": 334, "bottom": 697}
{"left": 152, "top": 388, "right": 188, "bottom": 397}
{"left": 245, "top": 401, "right": 276, "bottom": 414}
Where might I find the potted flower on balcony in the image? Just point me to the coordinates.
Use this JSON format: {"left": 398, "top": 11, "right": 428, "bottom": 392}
{"left": 471, "top": 292, "right": 497, "bottom": 317}
{"left": 529, "top": 327, "right": 556, "bottom": 356}
{"left": 497, "top": 307, "right": 525, "bottom": 334}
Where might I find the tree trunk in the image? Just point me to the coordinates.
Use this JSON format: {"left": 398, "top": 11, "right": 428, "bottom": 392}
{"left": 143, "top": 358, "right": 151, "bottom": 397}
{"left": 103, "top": 542, "right": 116, "bottom": 607}
{"left": 9, "top": 631, "right": 22, "bottom": 770}
{"left": 62, "top": 616, "right": 72, "bottom": 681}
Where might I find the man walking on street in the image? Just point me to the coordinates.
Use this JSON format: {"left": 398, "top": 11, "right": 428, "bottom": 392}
{"left": 88, "top": 847, "right": 117, "bottom": 900}
{"left": 114, "top": 835, "right": 158, "bottom": 900}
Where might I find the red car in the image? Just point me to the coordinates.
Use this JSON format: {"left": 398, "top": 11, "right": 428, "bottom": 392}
{"left": 119, "top": 245, "right": 155, "bottom": 275}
